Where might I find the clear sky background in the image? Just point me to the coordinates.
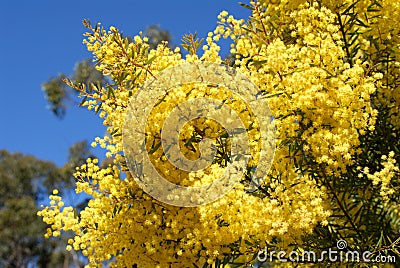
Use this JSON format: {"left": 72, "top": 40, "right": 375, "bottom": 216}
{"left": 0, "top": 0, "right": 250, "bottom": 167}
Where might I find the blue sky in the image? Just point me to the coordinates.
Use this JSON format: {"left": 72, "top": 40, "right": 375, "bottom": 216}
{"left": 0, "top": 0, "right": 250, "bottom": 166}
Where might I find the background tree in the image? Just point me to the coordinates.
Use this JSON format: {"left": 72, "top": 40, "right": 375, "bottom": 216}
{"left": 145, "top": 24, "right": 173, "bottom": 50}
{"left": 0, "top": 142, "right": 93, "bottom": 267}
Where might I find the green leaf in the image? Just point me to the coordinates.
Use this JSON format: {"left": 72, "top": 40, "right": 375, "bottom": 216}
{"left": 79, "top": 96, "right": 88, "bottom": 107}
{"left": 239, "top": 2, "right": 254, "bottom": 11}
{"left": 107, "top": 85, "right": 116, "bottom": 99}
{"left": 262, "top": 92, "right": 283, "bottom": 99}
{"left": 95, "top": 102, "right": 103, "bottom": 114}
{"left": 148, "top": 142, "right": 161, "bottom": 154}
{"left": 145, "top": 55, "right": 157, "bottom": 65}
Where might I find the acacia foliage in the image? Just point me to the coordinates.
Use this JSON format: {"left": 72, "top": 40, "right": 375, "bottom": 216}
{"left": 39, "top": 1, "right": 400, "bottom": 267}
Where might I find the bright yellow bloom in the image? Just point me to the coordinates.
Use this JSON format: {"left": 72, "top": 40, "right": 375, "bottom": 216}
{"left": 38, "top": 1, "right": 400, "bottom": 267}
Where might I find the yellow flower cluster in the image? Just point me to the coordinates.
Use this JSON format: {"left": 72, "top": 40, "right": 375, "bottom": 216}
{"left": 142, "top": 82, "right": 262, "bottom": 189}
{"left": 38, "top": 189, "right": 80, "bottom": 239}
{"left": 261, "top": 0, "right": 400, "bottom": 125}
{"left": 217, "top": 3, "right": 378, "bottom": 176}
{"left": 360, "top": 152, "right": 399, "bottom": 201}
{"left": 38, "top": 1, "right": 400, "bottom": 267}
